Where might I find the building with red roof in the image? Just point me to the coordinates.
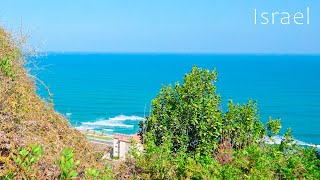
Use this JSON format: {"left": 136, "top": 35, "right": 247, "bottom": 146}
{"left": 112, "top": 133, "right": 142, "bottom": 159}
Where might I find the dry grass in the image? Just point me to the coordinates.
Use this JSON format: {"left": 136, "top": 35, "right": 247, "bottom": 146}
{"left": 0, "top": 27, "right": 111, "bottom": 178}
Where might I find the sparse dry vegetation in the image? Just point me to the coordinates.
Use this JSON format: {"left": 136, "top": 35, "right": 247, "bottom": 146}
{"left": 0, "top": 27, "right": 112, "bottom": 179}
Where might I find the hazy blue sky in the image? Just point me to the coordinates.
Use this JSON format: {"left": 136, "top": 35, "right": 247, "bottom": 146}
{"left": 1, "top": 0, "right": 319, "bottom": 53}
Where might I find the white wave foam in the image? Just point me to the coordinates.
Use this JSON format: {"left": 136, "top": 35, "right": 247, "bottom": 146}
{"left": 76, "top": 115, "right": 144, "bottom": 130}
{"left": 75, "top": 126, "right": 94, "bottom": 130}
{"left": 263, "top": 136, "right": 320, "bottom": 149}
{"left": 103, "top": 129, "right": 114, "bottom": 132}
{"left": 109, "top": 115, "right": 145, "bottom": 121}
{"left": 82, "top": 121, "right": 133, "bottom": 128}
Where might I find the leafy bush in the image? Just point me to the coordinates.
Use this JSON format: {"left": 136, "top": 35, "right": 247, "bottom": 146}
{"left": 0, "top": 144, "right": 44, "bottom": 180}
{"left": 140, "top": 66, "right": 222, "bottom": 155}
{"left": 113, "top": 156, "right": 119, "bottom": 160}
{"left": 0, "top": 56, "right": 14, "bottom": 78}
{"left": 136, "top": 66, "right": 320, "bottom": 179}
{"left": 56, "top": 149, "right": 80, "bottom": 180}
{"left": 85, "top": 167, "right": 100, "bottom": 179}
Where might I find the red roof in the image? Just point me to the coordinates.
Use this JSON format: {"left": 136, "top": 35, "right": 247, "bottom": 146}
{"left": 113, "top": 133, "right": 141, "bottom": 143}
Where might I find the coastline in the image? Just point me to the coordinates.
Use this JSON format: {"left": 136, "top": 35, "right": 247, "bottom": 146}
{"left": 78, "top": 129, "right": 114, "bottom": 140}
{"left": 77, "top": 127, "right": 320, "bottom": 151}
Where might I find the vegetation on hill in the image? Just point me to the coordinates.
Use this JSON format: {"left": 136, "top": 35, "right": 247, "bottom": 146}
{"left": 0, "top": 27, "right": 112, "bottom": 179}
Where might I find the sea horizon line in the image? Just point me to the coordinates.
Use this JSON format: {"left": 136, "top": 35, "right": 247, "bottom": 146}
{"left": 38, "top": 51, "right": 320, "bottom": 56}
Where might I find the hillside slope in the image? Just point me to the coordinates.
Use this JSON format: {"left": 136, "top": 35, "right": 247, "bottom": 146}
{"left": 0, "top": 27, "right": 109, "bottom": 178}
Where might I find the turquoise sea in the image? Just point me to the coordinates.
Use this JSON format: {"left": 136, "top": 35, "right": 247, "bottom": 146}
{"left": 34, "top": 54, "right": 320, "bottom": 145}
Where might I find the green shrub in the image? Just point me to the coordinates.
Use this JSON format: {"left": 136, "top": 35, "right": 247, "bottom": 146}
{"left": 140, "top": 66, "right": 222, "bottom": 155}
{"left": 10, "top": 144, "right": 43, "bottom": 179}
{"left": 56, "top": 149, "right": 80, "bottom": 180}
{"left": 85, "top": 167, "right": 100, "bottom": 179}
{"left": 1, "top": 145, "right": 115, "bottom": 180}
{"left": 113, "top": 156, "right": 119, "bottom": 160}
{"left": 135, "top": 66, "right": 320, "bottom": 179}
{"left": 0, "top": 56, "right": 14, "bottom": 77}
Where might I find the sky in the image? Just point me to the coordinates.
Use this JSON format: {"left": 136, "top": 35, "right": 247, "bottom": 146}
{"left": 1, "top": 0, "right": 320, "bottom": 54}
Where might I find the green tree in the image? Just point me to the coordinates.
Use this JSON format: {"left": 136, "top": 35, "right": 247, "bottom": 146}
{"left": 140, "top": 66, "right": 222, "bottom": 155}
{"left": 139, "top": 66, "right": 266, "bottom": 154}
